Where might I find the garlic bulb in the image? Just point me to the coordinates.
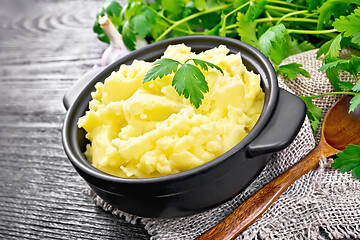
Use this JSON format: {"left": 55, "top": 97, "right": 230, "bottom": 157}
{"left": 98, "top": 15, "right": 131, "bottom": 66}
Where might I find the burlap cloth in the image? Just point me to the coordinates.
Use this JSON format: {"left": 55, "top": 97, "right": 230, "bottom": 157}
{"left": 87, "top": 49, "right": 360, "bottom": 239}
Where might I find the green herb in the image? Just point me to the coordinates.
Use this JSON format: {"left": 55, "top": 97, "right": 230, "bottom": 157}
{"left": 319, "top": 55, "right": 360, "bottom": 82}
{"left": 258, "top": 24, "right": 287, "bottom": 57}
{"left": 299, "top": 95, "right": 323, "bottom": 132}
{"left": 93, "top": 0, "right": 359, "bottom": 91}
{"left": 236, "top": 12, "right": 258, "bottom": 46}
{"left": 276, "top": 63, "right": 310, "bottom": 80}
{"left": 332, "top": 144, "right": 360, "bottom": 180}
{"left": 318, "top": 55, "right": 360, "bottom": 112}
{"left": 143, "top": 58, "right": 224, "bottom": 108}
{"left": 350, "top": 93, "right": 360, "bottom": 112}
{"left": 143, "top": 58, "right": 180, "bottom": 82}
{"left": 332, "top": 6, "right": 360, "bottom": 45}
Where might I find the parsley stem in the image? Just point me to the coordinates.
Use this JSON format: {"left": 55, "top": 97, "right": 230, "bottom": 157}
{"left": 259, "top": 17, "right": 318, "bottom": 23}
{"left": 170, "top": 28, "right": 196, "bottom": 35}
{"left": 225, "top": 2, "right": 249, "bottom": 19}
{"left": 265, "top": 10, "right": 272, "bottom": 19}
{"left": 219, "top": 2, "right": 250, "bottom": 36}
{"left": 310, "top": 92, "right": 356, "bottom": 99}
{"left": 224, "top": 24, "right": 237, "bottom": 30}
{"left": 265, "top": 5, "right": 298, "bottom": 13}
{"left": 268, "top": 9, "right": 288, "bottom": 17}
{"left": 226, "top": 30, "right": 237, "bottom": 34}
{"left": 145, "top": 5, "right": 175, "bottom": 24}
{"left": 276, "top": 10, "right": 310, "bottom": 25}
{"left": 287, "top": 28, "right": 338, "bottom": 34}
{"left": 174, "top": 25, "right": 221, "bottom": 36}
{"left": 155, "top": 4, "right": 232, "bottom": 41}
{"left": 267, "top": 0, "right": 307, "bottom": 9}
{"left": 226, "top": 17, "right": 319, "bottom": 30}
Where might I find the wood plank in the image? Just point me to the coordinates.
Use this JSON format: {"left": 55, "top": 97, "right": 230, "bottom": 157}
{"left": 0, "top": 0, "right": 150, "bottom": 239}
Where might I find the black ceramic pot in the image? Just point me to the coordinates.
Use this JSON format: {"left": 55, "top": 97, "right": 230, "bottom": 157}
{"left": 62, "top": 36, "right": 306, "bottom": 218}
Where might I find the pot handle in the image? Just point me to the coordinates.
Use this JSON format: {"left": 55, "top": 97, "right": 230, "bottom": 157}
{"left": 246, "top": 88, "right": 306, "bottom": 158}
{"left": 63, "top": 67, "right": 105, "bottom": 110}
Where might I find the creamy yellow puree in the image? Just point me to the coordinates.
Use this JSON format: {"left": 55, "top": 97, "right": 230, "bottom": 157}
{"left": 78, "top": 44, "right": 264, "bottom": 178}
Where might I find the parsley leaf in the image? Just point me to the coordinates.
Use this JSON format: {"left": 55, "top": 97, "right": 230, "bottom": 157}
{"left": 322, "top": 57, "right": 343, "bottom": 91}
{"left": 319, "top": 55, "right": 360, "bottom": 81}
{"left": 332, "top": 144, "right": 360, "bottom": 180}
{"left": 190, "top": 59, "right": 224, "bottom": 75}
{"left": 299, "top": 95, "right": 323, "bottom": 132}
{"left": 318, "top": 55, "right": 360, "bottom": 112}
{"left": 143, "top": 58, "right": 181, "bottom": 83}
{"left": 270, "top": 34, "right": 314, "bottom": 65}
{"left": 143, "top": 58, "right": 223, "bottom": 108}
{"left": 339, "top": 81, "right": 355, "bottom": 90}
{"left": 306, "top": 0, "right": 322, "bottom": 12}
{"left": 132, "top": 10, "right": 153, "bottom": 39}
{"left": 121, "top": 20, "right": 137, "bottom": 51}
{"left": 316, "top": 38, "right": 334, "bottom": 58}
{"left": 276, "top": 63, "right": 310, "bottom": 80}
{"left": 353, "top": 80, "right": 360, "bottom": 92}
{"left": 132, "top": 17, "right": 149, "bottom": 40}
{"left": 333, "top": 7, "right": 360, "bottom": 45}
{"left": 148, "top": 15, "right": 171, "bottom": 40}
{"left": 319, "top": 58, "right": 350, "bottom": 72}
{"left": 316, "top": 34, "right": 343, "bottom": 59}
{"left": 173, "top": 64, "right": 209, "bottom": 108}
{"left": 193, "top": 0, "right": 209, "bottom": 11}
{"left": 234, "top": 0, "right": 248, "bottom": 8}
{"left": 194, "top": 0, "right": 221, "bottom": 11}
{"left": 350, "top": 93, "right": 360, "bottom": 112}
{"left": 258, "top": 24, "right": 287, "bottom": 58}
{"left": 317, "top": 0, "right": 359, "bottom": 30}
{"left": 328, "top": 34, "right": 342, "bottom": 58}
{"left": 236, "top": 12, "right": 258, "bottom": 46}
{"left": 245, "top": 0, "right": 267, "bottom": 21}
{"left": 319, "top": 55, "right": 360, "bottom": 91}
{"left": 123, "top": 2, "right": 143, "bottom": 19}
{"left": 161, "top": 0, "right": 187, "bottom": 14}
{"left": 341, "top": 55, "right": 360, "bottom": 80}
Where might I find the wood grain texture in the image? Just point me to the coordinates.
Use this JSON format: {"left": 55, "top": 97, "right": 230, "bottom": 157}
{"left": 0, "top": 0, "right": 149, "bottom": 239}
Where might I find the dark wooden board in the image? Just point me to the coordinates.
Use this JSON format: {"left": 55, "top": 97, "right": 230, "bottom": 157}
{"left": 0, "top": 0, "right": 149, "bottom": 239}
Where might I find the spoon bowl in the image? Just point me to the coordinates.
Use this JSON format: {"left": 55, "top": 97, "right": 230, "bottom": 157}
{"left": 323, "top": 95, "right": 360, "bottom": 150}
{"left": 197, "top": 95, "right": 360, "bottom": 240}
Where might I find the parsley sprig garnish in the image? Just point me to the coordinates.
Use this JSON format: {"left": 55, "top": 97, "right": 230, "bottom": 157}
{"left": 333, "top": 145, "right": 360, "bottom": 180}
{"left": 143, "top": 58, "right": 223, "bottom": 108}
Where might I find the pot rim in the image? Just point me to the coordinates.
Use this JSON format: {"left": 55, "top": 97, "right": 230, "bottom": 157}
{"left": 62, "top": 35, "right": 278, "bottom": 185}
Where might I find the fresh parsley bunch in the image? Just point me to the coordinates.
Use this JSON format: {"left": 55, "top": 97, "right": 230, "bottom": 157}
{"left": 93, "top": 1, "right": 360, "bottom": 111}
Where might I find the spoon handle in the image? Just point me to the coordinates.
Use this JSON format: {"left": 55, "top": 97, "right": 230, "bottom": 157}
{"left": 196, "top": 142, "right": 338, "bottom": 240}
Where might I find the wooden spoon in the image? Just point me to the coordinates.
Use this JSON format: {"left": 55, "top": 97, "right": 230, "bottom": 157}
{"left": 197, "top": 95, "right": 360, "bottom": 240}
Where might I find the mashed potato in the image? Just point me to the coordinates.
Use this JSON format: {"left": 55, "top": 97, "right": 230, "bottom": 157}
{"left": 78, "top": 44, "right": 264, "bottom": 178}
